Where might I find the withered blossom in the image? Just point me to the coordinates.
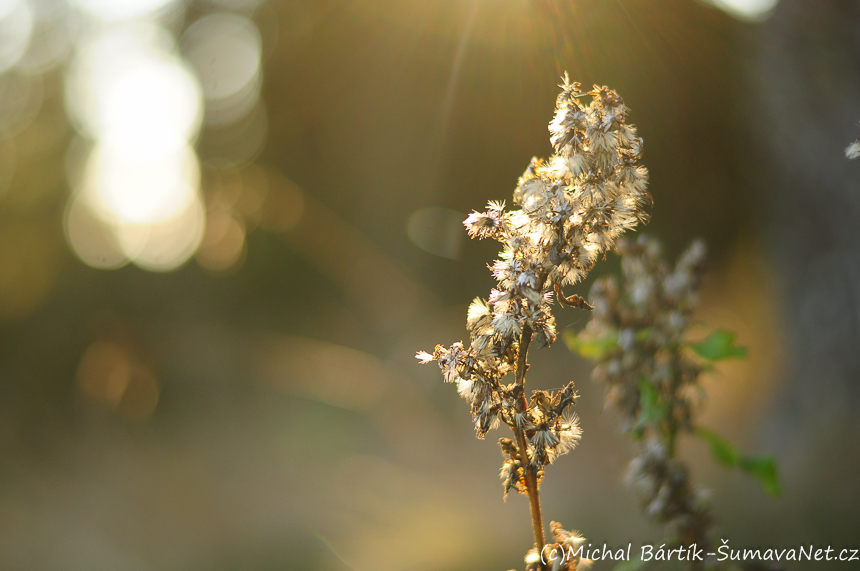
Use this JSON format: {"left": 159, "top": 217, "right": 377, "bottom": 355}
{"left": 574, "top": 235, "right": 713, "bottom": 567}
{"left": 418, "top": 77, "right": 650, "bottom": 570}
{"left": 578, "top": 236, "right": 706, "bottom": 437}
{"left": 571, "top": 236, "right": 782, "bottom": 571}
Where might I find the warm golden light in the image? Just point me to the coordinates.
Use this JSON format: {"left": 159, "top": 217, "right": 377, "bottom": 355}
{"left": 0, "top": 0, "right": 33, "bottom": 74}
{"left": 66, "top": 0, "right": 178, "bottom": 22}
{"left": 181, "top": 12, "right": 262, "bottom": 126}
{"left": 64, "top": 22, "right": 207, "bottom": 272}
{"left": 704, "top": 0, "right": 779, "bottom": 20}
{"left": 85, "top": 143, "right": 200, "bottom": 225}
{"left": 65, "top": 24, "right": 202, "bottom": 152}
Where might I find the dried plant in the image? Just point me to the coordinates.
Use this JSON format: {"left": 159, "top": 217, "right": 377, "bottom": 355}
{"left": 569, "top": 235, "right": 780, "bottom": 570}
{"left": 417, "top": 76, "right": 651, "bottom": 570}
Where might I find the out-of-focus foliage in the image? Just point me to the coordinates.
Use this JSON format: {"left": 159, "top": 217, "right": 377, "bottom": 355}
{"left": 689, "top": 329, "right": 747, "bottom": 362}
{"left": 697, "top": 428, "right": 782, "bottom": 498}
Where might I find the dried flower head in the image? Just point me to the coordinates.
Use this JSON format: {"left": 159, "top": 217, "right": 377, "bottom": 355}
{"left": 521, "top": 522, "right": 593, "bottom": 571}
{"left": 576, "top": 235, "right": 707, "bottom": 436}
{"left": 419, "top": 77, "right": 650, "bottom": 449}
{"left": 572, "top": 235, "right": 713, "bottom": 557}
{"left": 417, "top": 77, "right": 651, "bottom": 569}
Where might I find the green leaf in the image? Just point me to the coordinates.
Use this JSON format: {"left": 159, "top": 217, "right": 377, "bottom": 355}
{"left": 696, "top": 427, "right": 741, "bottom": 466}
{"left": 564, "top": 330, "right": 616, "bottom": 359}
{"left": 636, "top": 381, "right": 665, "bottom": 428}
{"left": 689, "top": 329, "right": 747, "bottom": 361}
{"left": 697, "top": 427, "right": 782, "bottom": 497}
{"left": 740, "top": 455, "right": 782, "bottom": 497}
{"left": 615, "top": 556, "right": 646, "bottom": 571}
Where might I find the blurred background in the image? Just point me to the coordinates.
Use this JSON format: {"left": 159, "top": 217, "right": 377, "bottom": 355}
{"left": 0, "top": 0, "right": 859, "bottom": 569}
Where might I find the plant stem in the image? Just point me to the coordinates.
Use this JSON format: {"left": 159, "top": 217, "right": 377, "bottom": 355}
{"left": 665, "top": 422, "right": 677, "bottom": 459}
{"left": 513, "top": 325, "right": 546, "bottom": 559}
{"left": 515, "top": 424, "right": 546, "bottom": 555}
{"left": 515, "top": 324, "right": 533, "bottom": 386}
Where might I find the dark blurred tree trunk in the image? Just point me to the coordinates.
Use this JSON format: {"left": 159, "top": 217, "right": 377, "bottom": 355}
{"left": 750, "top": 0, "right": 860, "bottom": 483}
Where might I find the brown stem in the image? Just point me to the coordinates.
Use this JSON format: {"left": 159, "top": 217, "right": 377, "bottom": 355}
{"left": 515, "top": 424, "right": 546, "bottom": 556}
{"left": 513, "top": 324, "right": 546, "bottom": 560}
{"left": 515, "top": 323, "right": 533, "bottom": 386}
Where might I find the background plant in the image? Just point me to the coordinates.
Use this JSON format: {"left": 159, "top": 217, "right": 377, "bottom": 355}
{"left": 568, "top": 235, "right": 780, "bottom": 570}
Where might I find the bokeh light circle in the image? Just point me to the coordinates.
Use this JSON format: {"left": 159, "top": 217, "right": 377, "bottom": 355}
{"left": 84, "top": 142, "right": 200, "bottom": 225}
{"left": 0, "top": 0, "right": 34, "bottom": 74}
{"left": 65, "top": 24, "right": 202, "bottom": 153}
{"left": 66, "top": 0, "right": 178, "bottom": 22}
{"left": 181, "top": 12, "right": 261, "bottom": 125}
